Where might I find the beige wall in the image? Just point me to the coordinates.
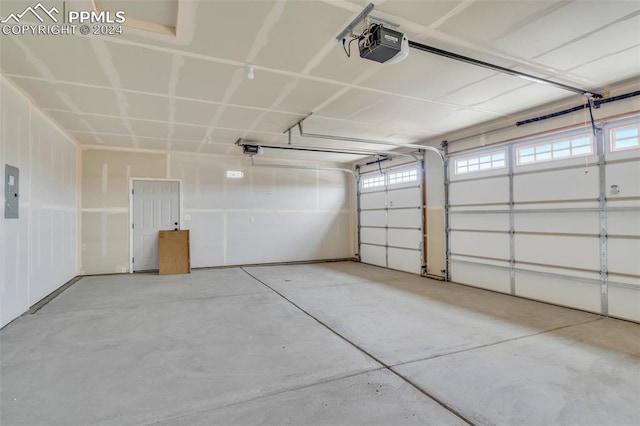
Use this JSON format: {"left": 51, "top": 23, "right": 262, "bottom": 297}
{"left": 80, "top": 149, "right": 354, "bottom": 274}
{"left": 81, "top": 150, "right": 166, "bottom": 274}
{"left": 0, "top": 76, "right": 79, "bottom": 327}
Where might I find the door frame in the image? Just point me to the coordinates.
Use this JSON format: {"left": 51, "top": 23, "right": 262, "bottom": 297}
{"left": 128, "top": 178, "right": 183, "bottom": 273}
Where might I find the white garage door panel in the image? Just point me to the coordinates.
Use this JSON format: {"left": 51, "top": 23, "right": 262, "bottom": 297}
{"left": 360, "top": 244, "right": 386, "bottom": 268}
{"left": 513, "top": 166, "right": 599, "bottom": 202}
{"left": 388, "top": 247, "right": 421, "bottom": 274}
{"left": 360, "top": 210, "right": 386, "bottom": 226}
{"left": 450, "top": 213, "right": 509, "bottom": 231}
{"left": 361, "top": 227, "right": 386, "bottom": 246}
{"left": 388, "top": 209, "right": 421, "bottom": 228}
{"left": 445, "top": 119, "right": 639, "bottom": 322}
{"left": 515, "top": 271, "right": 601, "bottom": 313}
{"left": 451, "top": 262, "right": 511, "bottom": 293}
{"left": 608, "top": 211, "right": 640, "bottom": 236}
{"left": 359, "top": 163, "right": 424, "bottom": 276}
{"left": 607, "top": 239, "right": 640, "bottom": 276}
{"left": 450, "top": 232, "right": 510, "bottom": 260}
{"left": 388, "top": 187, "right": 421, "bottom": 208}
{"left": 514, "top": 212, "right": 599, "bottom": 234}
{"left": 608, "top": 286, "right": 640, "bottom": 322}
{"left": 449, "top": 177, "right": 509, "bottom": 206}
{"left": 515, "top": 235, "right": 599, "bottom": 271}
{"left": 388, "top": 229, "right": 421, "bottom": 249}
{"left": 607, "top": 162, "right": 640, "bottom": 198}
{"left": 360, "top": 192, "right": 386, "bottom": 209}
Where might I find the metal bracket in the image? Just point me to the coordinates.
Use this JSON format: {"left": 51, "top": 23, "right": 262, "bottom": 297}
{"left": 336, "top": 3, "right": 375, "bottom": 41}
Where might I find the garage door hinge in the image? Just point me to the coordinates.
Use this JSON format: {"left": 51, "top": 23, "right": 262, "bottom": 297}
{"left": 131, "top": 189, "right": 134, "bottom": 195}
{"left": 132, "top": 257, "right": 134, "bottom": 263}
{"left": 132, "top": 223, "right": 135, "bottom": 229}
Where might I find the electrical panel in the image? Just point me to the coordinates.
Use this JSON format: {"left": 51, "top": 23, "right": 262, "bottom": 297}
{"left": 4, "top": 164, "right": 19, "bottom": 219}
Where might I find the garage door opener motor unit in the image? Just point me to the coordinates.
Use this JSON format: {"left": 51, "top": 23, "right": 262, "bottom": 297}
{"left": 359, "top": 24, "right": 408, "bottom": 64}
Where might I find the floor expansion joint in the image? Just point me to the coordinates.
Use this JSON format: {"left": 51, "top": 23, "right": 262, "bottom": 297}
{"left": 240, "top": 267, "right": 477, "bottom": 426}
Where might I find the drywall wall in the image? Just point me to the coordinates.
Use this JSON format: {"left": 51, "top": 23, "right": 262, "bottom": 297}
{"left": 80, "top": 149, "right": 354, "bottom": 274}
{"left": 0, "top": 76, "right": 78, "bottom": 328}
{"left": 81, "top": 150, "right": 166, "bottom": 274}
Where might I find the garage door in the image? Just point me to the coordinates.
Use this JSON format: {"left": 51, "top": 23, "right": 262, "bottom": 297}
{"left": 359, "top": 163, "right": 425, "bottom": 275}
{"left": 447, "top": 115, "right": 640, "bottom": 322}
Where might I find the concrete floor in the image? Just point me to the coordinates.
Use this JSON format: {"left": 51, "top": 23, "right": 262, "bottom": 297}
{"left": 1, "top": 262, "right": 639, "bottom": 425}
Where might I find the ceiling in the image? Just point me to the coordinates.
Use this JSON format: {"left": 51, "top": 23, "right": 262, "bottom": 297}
{"left": 1, "top": 0, "right": 639, "bottom": 163}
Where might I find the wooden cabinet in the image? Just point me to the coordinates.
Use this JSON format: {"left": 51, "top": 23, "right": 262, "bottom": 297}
{"left": 158, "top": 230, "right": 191, "bottom": 275}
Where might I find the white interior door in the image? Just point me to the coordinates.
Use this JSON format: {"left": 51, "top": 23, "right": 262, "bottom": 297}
{"left": 132, "top": 180, "right": 180, "bottom": 272}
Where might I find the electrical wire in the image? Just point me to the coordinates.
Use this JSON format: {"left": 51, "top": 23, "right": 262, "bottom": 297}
{"left": 342, "top": 23, "right": 379, "bottom": 58}
{"left": 342, "top": 37, "right": 359, "bottom": 58}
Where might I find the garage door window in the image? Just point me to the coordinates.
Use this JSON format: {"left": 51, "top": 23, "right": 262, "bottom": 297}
{"left": 455, "top": 151, "right": 506, "bottom": 175}
{"left": 517, "top": 135, "right": 593, "bottom": 165}
{"left": 611, "top": 124, "right": 639, "bottom": 152}
{"left": 361, "top": 173, "right": 385, "bottom": 190}
{"left": 388, "top": 168, "right": 417, "bottom": 185}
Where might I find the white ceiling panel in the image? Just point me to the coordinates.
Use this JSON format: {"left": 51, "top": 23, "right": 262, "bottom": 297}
{"left": 276, "top": 78, "right": 344, "bottom": 114}
{"left": 251, "top": 1, "right": 353, "bottom": 72}
{"left": 173, "top": 56, "right": 237, "bottom": 103}
{"left": 194, "top": 142, "right": 238, "bottom": 156}
{"left": 136, "top": 138, "right": 171, "bottom": 151}
{"left": 124, "top": 92, "right": 171, "bottom": 121}
{"left": 178, "top": 0, "right": 277, "bottom": 61}
{"left": 569, "top": 48, "right": 640, "bottom": 86}
{"left": 436, "top": 1, "right": 564, "bottom": 45}
{"left": 307, "top": 42, "right": 385, "bottom": 83}
{"left": 1, "top": 0, "right": 638, "bottom": 163}
{"left": 45, "top": 111, "right": 92, "bottom": 132}
{"left": 472, "top": 83, "right": 571, "bottom": 115}
{"left": 346, "top": 97, "right": 467, "bottom": 131}
{"left": 360, "top": 51, "right": 496, "bottom": 101}
{"left": 173, "top": 99, "right": 220, "bottom": 126}
{"left": 68, "top": 132, "right": 101, "bottom": 146}
{"left": 169, "top": 139, "right": 209, "bottom": 153}
{"left": 105, "top": 42, "right": 175, "bottom": 95}
{"left": 171, "top": 123, "right": 208, "bottom": 141}
{"left": 228, "top": 71, "right": 297, "bottom": 109}
{"left": 7, "top": 78, "right": 73, "bottom": 111}
{"left": 205, "top": 128, "right": 246, "bottom": 145}
{"left": 491, "top": 1, "right": 640, "bottom": 60}
{"left": 302, "top": 115, "right": 421, "bottom": 143}
{"left": 214, "top": 107, "right": 269, "bottom": 133}
{"left": 6, "top": 34, "right": 111, "bottom": 86}
{"left": 83, "top": 132, "right": 138, "bottom": 148}
{"left": 249, "top": 111, "right": 302, "bottom": 134}
{"left": 0, "top": 36, "right": 46, "bottom": 79}
{"left": 376, "top": 1, "right": 464, "bottom": 29}
{"left": 63, "top": 112, "right": 134, "bottom": 135}
{"left": 532, "top": 15, "right": 640, "bottom": 74}
{"left": 315, "top": 88, "right": 396, "bottom": 120}
{"left": 129, "top": 120, "right": 171, "bottom": 139}
{"left": 437, "top": 74, "right": 529, "bottom": 107}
